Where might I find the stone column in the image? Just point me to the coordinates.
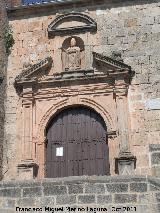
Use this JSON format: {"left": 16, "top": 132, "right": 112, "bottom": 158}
{"left": 17, "top": 83, "right": 38, "bottom": 179}
{"left": 114, "top": 79, "right": 136, "bottom": 175}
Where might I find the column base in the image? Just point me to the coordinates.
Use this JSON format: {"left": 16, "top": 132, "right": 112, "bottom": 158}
{"left": 115, "top": 152, "right": 136, "bottom": 175}
{"left": 17, "top": 160, "right": 39, "bottom": 180}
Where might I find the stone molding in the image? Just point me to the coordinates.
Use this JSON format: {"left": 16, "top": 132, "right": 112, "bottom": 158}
{"left": 48, "top": 12, "right": 97, "bottom": 36}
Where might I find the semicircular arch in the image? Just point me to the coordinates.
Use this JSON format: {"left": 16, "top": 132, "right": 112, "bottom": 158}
{"left": 37, "top": 97, "right": 115, "bottom": 142}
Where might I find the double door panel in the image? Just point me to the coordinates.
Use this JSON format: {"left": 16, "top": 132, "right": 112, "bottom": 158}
{"left": 46, "top": 107, "right": 109, "bottom": 178}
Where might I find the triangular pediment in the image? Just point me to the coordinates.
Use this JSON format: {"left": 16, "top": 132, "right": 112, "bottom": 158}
{"left": 48, "top": 13, "right": 97, "bottom": 36}
{"left": 15, "top": 57, "right": 53, "bottom": 83}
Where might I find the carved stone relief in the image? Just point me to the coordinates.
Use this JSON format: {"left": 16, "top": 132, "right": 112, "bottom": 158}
{"left": 61, "top": 37, "right": 84, "bottom": 71}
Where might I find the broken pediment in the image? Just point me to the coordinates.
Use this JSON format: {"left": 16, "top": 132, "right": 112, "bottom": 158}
{"left": 93, "top": 52, "right": 134, "bottom": 77}
{"left": 14, "top": 52, "right": 134, "bottom": 93}
{"left": 15, "top": 57, "right": 53, "bottom": 84}
{"left": 48, "top": 13, "right": 97, "bottom": 36}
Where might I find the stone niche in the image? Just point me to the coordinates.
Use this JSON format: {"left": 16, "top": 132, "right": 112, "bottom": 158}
{"left": 14, "top": 12, "right": 136, "bottom": 179}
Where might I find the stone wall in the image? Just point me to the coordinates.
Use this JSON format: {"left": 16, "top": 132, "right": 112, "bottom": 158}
{"left": 149, "top": 144, "right": 160, "bottom": 177}
{"left": 0, "top": 0, "right": 8, "bottom": 180}
{"left": 3, "top": 0, "right": 160, "bottom": 179}
{"left": 0, "top": 176, "right": 160, "bottom": 213}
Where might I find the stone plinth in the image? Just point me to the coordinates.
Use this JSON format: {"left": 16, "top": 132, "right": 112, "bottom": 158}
{"left": 17, "top": 160, "right": 38, "bottom": 180}
{"left": 115, "top": 152, "right": 136, "bottom": 175}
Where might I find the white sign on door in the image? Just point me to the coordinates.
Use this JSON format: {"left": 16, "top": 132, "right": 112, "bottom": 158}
{"left": 56, "top": 147, "right": 63, "bottom": 156}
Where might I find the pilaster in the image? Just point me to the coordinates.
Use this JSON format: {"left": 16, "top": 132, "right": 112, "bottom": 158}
{"left": 17, "top": 84, "right": 38, "bottom": 179}
{"left": 114, "top": 78, "right": 136, "bottom": 175}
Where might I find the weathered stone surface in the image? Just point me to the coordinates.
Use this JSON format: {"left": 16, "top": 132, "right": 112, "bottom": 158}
{"left": 39, "top": 197, "right": 55, "bottom": 207}
{"left": 0, "top": 188, "right": 21, "bottom": 197}
{"left": 114, "top": 194, "right": 137, "bottom": 203}
{"left": 78, "top": 195, "right": 95, "bottom": 204}
{"left": 84, "top": 183, "right": 105, "bottom": 194}
{"left": 130, "top": 182, "right": 148, "bottom": 192}
{"left": 149, "top": 144, "right": 160, "bottom": 152}
{"left": 68, "top": 184, "right": 83, "bottom": 194}
{"left": 151, "top": 153, "right": 160, "bottom": 165}
{"left": 56, "top": 195, "right": 76, "bottom": 205}
{"left": 138, "top": 193, "right": 150, "bottom": 204}
{"left": 22, "top": 187, "right": 42, "bottom": 197}
{"left": 106, "top": 183, "right": 128, "bottom": 193}
{"left": 97, "top": 195, "right": 112, "bottom": 204}
{"left": 155, "top": 192, "right": 160, "bottom": 203}
{"left": 2, "top": 199, "right": 15, "bottom": 208}
{"left": 43, "top": 185, "right": 67, "bottom": 196}
{"left": 17, "top": 198, "right": 36, "bottom": 206}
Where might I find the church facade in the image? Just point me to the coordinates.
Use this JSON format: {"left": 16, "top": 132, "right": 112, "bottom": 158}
{"left": 0, "top": 0, "right": 160, "bottom": 181}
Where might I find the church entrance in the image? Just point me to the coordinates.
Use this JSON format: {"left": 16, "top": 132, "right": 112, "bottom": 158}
{"left": 45, "top": 106, "right": 109, "bottom": 178}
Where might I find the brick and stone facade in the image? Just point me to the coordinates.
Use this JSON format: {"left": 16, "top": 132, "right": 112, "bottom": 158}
{"left": 0, "top": 0, "right": 160, "bottom": 180}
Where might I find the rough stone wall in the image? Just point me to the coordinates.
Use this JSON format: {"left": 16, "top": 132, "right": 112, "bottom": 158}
{"left": 0, "top": 0, "right": 8, "bottom": 180}
{"left": 0, "top": 176, "right": 160, "bottom": 213}
{"left": 3, "top": 0, "right": 160, "bottom": 179}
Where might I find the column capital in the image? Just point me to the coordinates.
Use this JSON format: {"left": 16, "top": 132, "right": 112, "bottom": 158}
{"left": 22, "top": 98, "right": 34, "bottom": 106}
{"left": 113, "top": 81, "right": 128, "bottom": 97}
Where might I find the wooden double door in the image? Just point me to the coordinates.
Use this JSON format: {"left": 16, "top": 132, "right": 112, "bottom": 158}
{"left": 46, "top": 106, "right": 109, "bottom": 178}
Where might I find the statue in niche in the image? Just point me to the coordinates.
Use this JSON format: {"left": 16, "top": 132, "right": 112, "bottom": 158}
{"left": 63, "top": 37, "right": 81, "bottom": 71}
